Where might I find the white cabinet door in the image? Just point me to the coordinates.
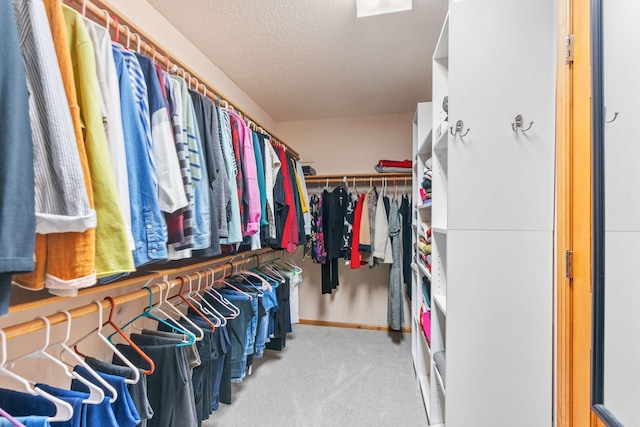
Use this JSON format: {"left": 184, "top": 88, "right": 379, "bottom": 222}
{"left": 604, "top": 0, "right": 640, "bottom": 232}
{"left": 446, "top": 230, "right": 553, "bottom": 427}
{"left": 447, "top": 0, "right": 555, "bottom": 231}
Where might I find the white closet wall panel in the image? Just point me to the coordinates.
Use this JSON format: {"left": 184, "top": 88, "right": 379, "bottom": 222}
{"left": 447, "top": 0, "right": 556, "bottom": 232}
{"left": 446, "top": 229, "right": 553, "bottom": 427}
{"left": 603, "top": 0, "right": 640, "bottom": 232}
{"left": 604, "top": 232, "right": 640, "bottom": 425}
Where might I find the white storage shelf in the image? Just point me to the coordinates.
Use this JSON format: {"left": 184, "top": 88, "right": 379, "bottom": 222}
{"left": 434, "top": 294, "right": 447, "bottom": 316}
{"left": 417, "top": 261, "right": 432, "bottom": 281}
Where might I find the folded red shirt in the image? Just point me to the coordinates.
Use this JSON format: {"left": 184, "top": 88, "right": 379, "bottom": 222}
{"left": 378, "top": 159, "right": 412, "bottom": 168}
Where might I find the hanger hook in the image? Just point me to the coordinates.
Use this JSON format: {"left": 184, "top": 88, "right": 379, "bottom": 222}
{"left": 93, "top": 300, "right": 104, "bottom": 331}
{"left": 37, "top": 316, "right": 51, "bottom": 349}
{"left": 135, "top": 33, "right": 141, "bottom": 53}
{"left": 112, "top": 16, "right": 120, "bottom": 43}
{"left": 450, "top": 119, "right": 470, "bottom": 138}
{"left": 195, "top": 272, "right": 203, "bottom": 293}
{"left": 164, "top": 55, "right": 170, "bottom": 73}
{"left": 57, "top": 310, "right": 73, "bottom": 344}
{"left": 123, "top": 25, "right": 131, "bottom": 49}
{"left": 511, "top": 114, "right": 534, "bottom": 132}
{"left": 605, "top": 111, "right": 619, "bottom": 123}
{"left": 81, "top": 0, "right": 88, "bottom": 16}
{"left": 102, "top": 9, "right": 110, "bottom": 30}
{"left": 0, "top": 328, "right": 6, "bottom": 366}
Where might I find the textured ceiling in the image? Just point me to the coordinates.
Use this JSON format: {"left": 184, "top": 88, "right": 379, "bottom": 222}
{"left": 147, "top": 0, "right": 447, "bottom": 122}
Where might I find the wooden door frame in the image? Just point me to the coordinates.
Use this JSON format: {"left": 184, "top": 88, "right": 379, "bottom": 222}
{"left": 556, "top": 0, "right": 595, "bottom": 425}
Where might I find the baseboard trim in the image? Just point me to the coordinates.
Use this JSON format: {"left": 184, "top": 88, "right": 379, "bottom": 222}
{"left": 298, "top": 319, "right": 411, "bottom": 334}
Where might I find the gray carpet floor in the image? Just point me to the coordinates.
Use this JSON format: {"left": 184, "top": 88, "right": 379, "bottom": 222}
{"left": 203, "top": 324, "right": 428, "bottom": 427}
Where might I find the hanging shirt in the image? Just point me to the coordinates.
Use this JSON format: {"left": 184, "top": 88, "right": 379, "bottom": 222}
{"left": 84, "top": 19, "right": 134, "bottom": 250}
{"left": 0, "top": 0, "right": 35, "bottom": 314}
{"left": 111, "top": 45, "right": 168, "bottom": 267}
{"left": 217, "top": 108, "right": 243, "bottom": 245}
{"left": 263, "top": 140, "right": 281, "bottom": 241}
{"left": 16, "top": 0, "right": 97, "bottom": 295}
{"left": 229, "top": 111, "right": 260, "bottom": 237}
{"left": 295, "top": 161, "right": 312, "bottom": 236}
{"left": 63, "top": 5, "right": 134, "bottom": 279}
{"left": 350, "top": 193, "right": 366, "bottom": 269}
{"left": 274, "top": 145, "right": 298, "bottom": 252}
{"left": 135, "top": 53, "right": 187, "bottom": 214}
{"left": 165, "top": 75, "right": 195, "bottom": 259}
{"left": 189, "top": 91, "right": 229, "bottom": 253}
{"left": 12, "top": 0, "right": 94, "bottom": 234}
{"left": 228, "top": 112, "right": 246, "bottom": 237}
{"left": 373, "top": 189, "right": 393, "bottom": 263}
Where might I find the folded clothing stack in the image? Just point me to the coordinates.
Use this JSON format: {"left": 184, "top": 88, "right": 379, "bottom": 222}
{"left": 374, "top": 159, "right": 412, "bottom": 173}
{"left": 415, "top": 222, "right": 432, "bottom": 271}
{"left": 420, "top": 158, "right": 432, "bottom": 203}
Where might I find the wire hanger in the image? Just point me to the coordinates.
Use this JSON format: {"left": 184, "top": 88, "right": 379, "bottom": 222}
{"left": 0, "top": 329, "right": 73, "bottom": 423}
{"left": 8, "top": 317, "right": 104, "bottom": 405}
{"left": 71, "top": 301, "right": 141, "bottom": 384}
{"left": 51, "top": 310, "right": 119, "bottom": 403}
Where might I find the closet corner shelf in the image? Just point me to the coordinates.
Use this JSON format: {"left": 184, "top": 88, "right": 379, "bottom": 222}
{"left": 433, "top": 125, "right": 448, "bottom": 151}
{"left": 418, "top": 374, "right": 432, "bottom": 419}
{"left": 434, "top": 294, "right": 447, "bottom": 316}
{"left": 434, "top": 365, "right": 446, "bottom": 396}
{"left": 418, "top": 262, "right": 432, "bottom": 281}
{"left": 418, "top": 202, "right": 432, "bottom": 212}
{"left": 417, "top": 130, "right": 433, "bottom": 159}
{"left": 432, "top": 227, "right": 448, "bottom": 235}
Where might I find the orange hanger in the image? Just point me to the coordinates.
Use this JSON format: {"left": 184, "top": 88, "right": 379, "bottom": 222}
{"left": 104, "top": 297, "right": 155, "bottom": 375}
{"left": 174, "top": 277, "right": 216, "bottom": 331}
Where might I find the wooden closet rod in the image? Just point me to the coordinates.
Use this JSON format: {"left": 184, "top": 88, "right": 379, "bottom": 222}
{"left": 64, "top": 0, "right": 300, "bottom": 160}
{"left": 305, "top": 173, "right": 413, "bottom": 184}
{"left": 1, "top": 249, "right": 283, "bottom": 341}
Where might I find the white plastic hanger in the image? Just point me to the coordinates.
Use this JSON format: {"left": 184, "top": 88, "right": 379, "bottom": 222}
{"left": 158, "top": 281, "right": 205, "bottom": 341}
{"left": 151, "top": 282, "right": 201, "bottom": 342}
{"left": 71, "top": 301, "right": 140, "bottom": 385}
{"left": 55, "top": 310, "right": 119, "bottom": 403}
{"left": 0, "top": 329, "right": 73, "bottom": 423}
{"left": 204, "top": 269, "right": 240, "bottom": 318}
{"left": 8, "top": 317, "right": 104, "bottom": 405}
{"left": 191, "top": 273, "right": 227, "bottom": 327}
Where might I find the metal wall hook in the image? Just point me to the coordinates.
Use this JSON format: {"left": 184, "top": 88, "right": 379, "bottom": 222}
{"left": 450, "top": 120, "right": 470, "bottom": 137}
{"left": 605, "top": 112, "right": 619, "bottom": 123}
{"left": 512, "top": 114, "right": 534, "bottom": 132}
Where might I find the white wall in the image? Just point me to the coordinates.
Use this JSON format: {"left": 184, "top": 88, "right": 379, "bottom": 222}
{"left": 278, "top": 113, "right": 414, "bottom": 329}
{"left": 277, "top": 113, "right": 414, "bottom": 174}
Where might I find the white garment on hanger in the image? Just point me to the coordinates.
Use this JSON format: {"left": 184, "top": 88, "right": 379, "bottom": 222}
{"left": 373, "top": 192, "right": 393, "bottom": 263}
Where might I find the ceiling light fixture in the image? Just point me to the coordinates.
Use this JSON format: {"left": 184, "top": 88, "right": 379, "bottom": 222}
{"left": 356, "top": 0, "right": 412, "bottom": 18}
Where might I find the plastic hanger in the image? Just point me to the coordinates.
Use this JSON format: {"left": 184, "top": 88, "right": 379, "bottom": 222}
{"left": 101, "top": 298, "right": 155, "bottom": 375}
{"left": 8, "top": 317, "right": 104, "bottom": 405}
{"left": 0, "top": 329, "right": 74, "bottom": 423}
{"left": 157, "top": 281, "right": 204, "bottom": 341}
{"left": 50, "top": 310, "right": 119, "bottom": 403}
{"left": 114, "top": 286, "right": 195, "bottom": 347}
{"left": 204, "top": 268, "right": 240, "bottom": 318}
{"left": 0, "top": 406, "right": 26, "bottom": 427}
{"left": 187, "top": 273, "right": 225, "bottom": 327}
{"left": 71, "top": 301, "right": 141, "bottom": 384}
{"left": 149, "top": 283, "right": 198, "bottom": 345}
{"left": 217, "top": 264, "right": 253, "bottom": 300}
{"left": 173, "top": 277, "right": 216, "bottom": 331}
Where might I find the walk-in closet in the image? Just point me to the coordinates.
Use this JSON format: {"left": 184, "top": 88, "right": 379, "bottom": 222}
{"left": 0, "top": 0, "right": 633, "bottom": 426}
